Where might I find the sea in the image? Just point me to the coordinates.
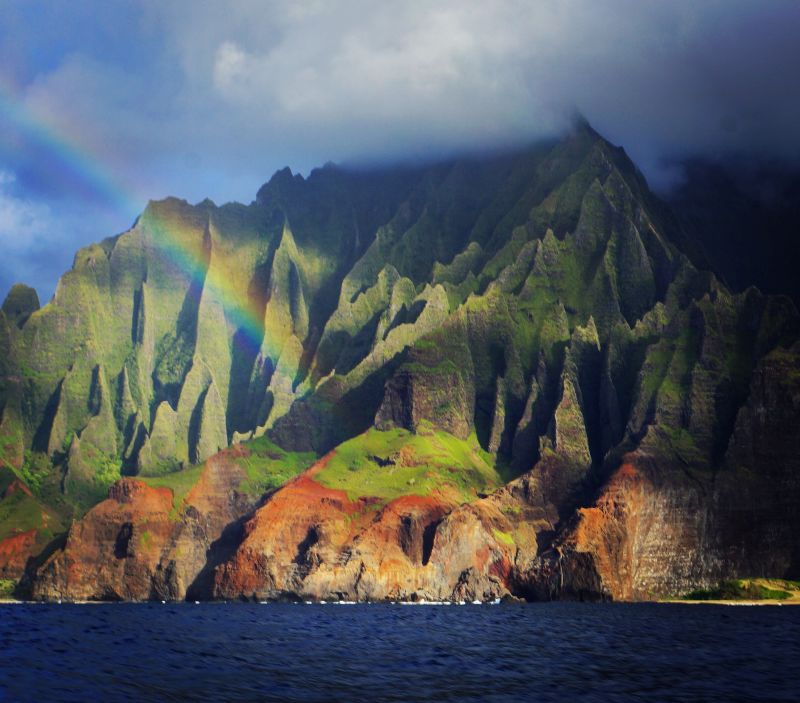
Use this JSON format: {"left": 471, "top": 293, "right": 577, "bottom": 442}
{"left": 0, "top": 601, "right": 797, "bottom": 702}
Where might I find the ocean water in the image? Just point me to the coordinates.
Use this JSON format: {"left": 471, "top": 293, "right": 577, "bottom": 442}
{"left": 0, "top": 602, "right": 797, "bottom": 702}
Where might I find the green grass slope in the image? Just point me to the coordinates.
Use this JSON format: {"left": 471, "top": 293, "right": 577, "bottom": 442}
{"left": 314, "top": 424, "right": 504, "bottom": 505}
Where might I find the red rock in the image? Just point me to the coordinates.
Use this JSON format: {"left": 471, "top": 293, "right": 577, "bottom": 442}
{"left": 31, "top": 453, "right": 252, "bottom": 601}
{"left": 0, "top": 529, "right": 37, "bottom": 578}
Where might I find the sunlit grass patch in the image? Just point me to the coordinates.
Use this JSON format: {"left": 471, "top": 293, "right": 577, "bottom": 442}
{"left": 314, "top": 426, "right": 503, "bottom": 505}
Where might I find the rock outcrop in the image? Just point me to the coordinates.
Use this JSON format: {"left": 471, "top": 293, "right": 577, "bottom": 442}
{"left": 212, "top": 456, "right": 457, "bottom": 601}
{"left": 31, "top": 449, "right": 254, "bottom": 601}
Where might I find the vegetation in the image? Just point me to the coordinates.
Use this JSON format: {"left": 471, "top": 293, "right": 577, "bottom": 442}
{"left": 140, "top": 463, "right": 206, "bottom": 514}
{"left": 234, "top": 435, "right": 316, "bottom": 498}
{"left": 65, "top": 442, "right": 123, "bottom": 511}
{"left": 492, "top": 528, "right": 515, "bottom": 547}
{"left": 139, "top": 435, "right": 316, "bottom": 515}
{"left": 0, "top": 487, "right": 46, "bottom": 542}
{"left": 315, "top": 426, "right": 502, "bottom": 505}
{"left": 0, "top": 466, "right": 63, "bottom": 544}
{"left": 683, "top": 579, "right": 799, "bottom": 601}
{"left": 17, "top": 451, "right": 50, "bottom": 496}
{"left": 0, "top": 579, "right": 16, "bottom": 599}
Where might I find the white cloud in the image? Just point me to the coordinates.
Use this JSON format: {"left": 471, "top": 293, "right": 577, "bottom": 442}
{"left": 0, "top": 174, "right": 54, "bottom": 255}
{"left": 213, "top": 41, "right": 251, "bottom": 95}
{"left": 0, "top": 173, "right": 62, "bottom": 299}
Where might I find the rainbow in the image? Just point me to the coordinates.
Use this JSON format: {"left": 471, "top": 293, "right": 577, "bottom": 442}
{"left": 0, "top": 75, "right": 281, "bottom": 364}
{"left": 0, "top": 75, "right": 141, "bottom": 218}
{"left": 141, "top": 210, "right": 274, "bottom": 359}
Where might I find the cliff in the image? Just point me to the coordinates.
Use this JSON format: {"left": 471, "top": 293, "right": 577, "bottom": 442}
{"left": 1, "top": 122, "right": 798, "bottom": 600}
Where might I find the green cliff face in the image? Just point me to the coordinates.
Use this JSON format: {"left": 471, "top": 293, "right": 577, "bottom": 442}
{"left": 3, "top": 121, "right": 800, "bottom": 598}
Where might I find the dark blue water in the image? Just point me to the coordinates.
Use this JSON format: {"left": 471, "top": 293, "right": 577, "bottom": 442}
{"left": 0, "top": 602, "right": 798, "bottom": 702}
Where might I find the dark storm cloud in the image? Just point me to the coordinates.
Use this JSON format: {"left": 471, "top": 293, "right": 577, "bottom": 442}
{"left": 151, "top": 0, "right": 800, "bottom": 185}
{"left": 1, "top": 0, "right": 799, "bottom": 299}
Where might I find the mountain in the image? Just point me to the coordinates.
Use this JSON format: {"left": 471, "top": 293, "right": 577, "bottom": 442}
{"left": 1, "top": 122, "right": 799, "bottom": 602}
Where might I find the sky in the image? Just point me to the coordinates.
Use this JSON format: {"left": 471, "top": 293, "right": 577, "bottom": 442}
{"left": 1, "top": 0, "right": 799, "bottom": 302}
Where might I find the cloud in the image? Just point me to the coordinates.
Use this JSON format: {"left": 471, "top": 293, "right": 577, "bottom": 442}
{"left": 0, "top": 170, "right": 57, "bottom": 299}
{"left": 173, "top": 2, "right": 570, "bottom": 156}
{"left": 213, "top": 42, "right": 250, "bottom": 95}
{"left": 0, "top": 171, "right": 53, "bottom": 254}
{"left": 143, "top": 1, "right": 800, "bottom": 180}
{"left": 13, "top": 1, "right": 800, "bottom": 193}
{"left": 2, "top": 0, "right": 800, "bottom": 297}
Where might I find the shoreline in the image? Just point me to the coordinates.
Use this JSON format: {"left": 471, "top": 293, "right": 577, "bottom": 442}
{"left": 660, "top": 599, "right": 800, "bottom": 606}
{"left": 2, "top": 597, "right": 799, "bottom": 606}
